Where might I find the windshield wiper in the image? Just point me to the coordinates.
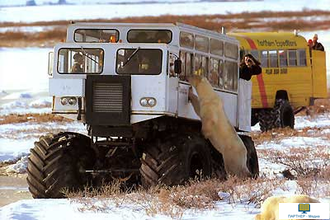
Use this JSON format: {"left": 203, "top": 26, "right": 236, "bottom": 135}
{"left": 80, "top": 46, "right": 99, "bottom": 64}
{"left": 122, "top": 47, "right": 140, "bottom": 67}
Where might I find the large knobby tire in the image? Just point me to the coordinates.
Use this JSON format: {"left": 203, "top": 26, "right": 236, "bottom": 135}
{"left": 272, "top": 99, "right": 295, "bottom": 129}
{"left": 239, "top": 135, "right": 259, "bottom": 178}
{"left": 258, "top": 99, "right": 294, "bottom": 132}
{"left": 140, "top": 133, "right": 212, "bottom": 188}
{"left": 27, "top": 132, "right": 95, "bottom": 198}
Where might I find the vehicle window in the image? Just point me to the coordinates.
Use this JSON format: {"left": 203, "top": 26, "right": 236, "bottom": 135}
{"left": 74, "top": 29, "right": 119, "bottom": 43}
{"left": 127, "top": 30, "right": 172, "bottom": 43}
{"left": 210, "top": 39, "right": 223, "bottom": 56}
{"left": 224, "top": 42, "right": 238, "bottom": 59}
{"left": 116, "top": 48, "right": 162, "bottom": 75}
{"left": 224, "top": 61, "right": 238, "bottom": 92}
{"left": 58, "top": 48, "right": 104, "bottom": 74}
{"left": 298, "top": 49, "right": 307, "bottom": 66}
{"left": 269, "top": 50, "right": 278, "bottom": 67}
{"left": 180, "top": 32, "right": 194, "bottom": 49}
{"left": 261, "top": 50, "right": 268, "bottom": 68}
{"left": 185, "top": 52, "right": 193, "bottom": 77}
{"left": 195, "top": 35, "right": 209, "bottom": 52}
{"left": 288, "top": 50, "right": 297, "bottom": 66}
{"left": 250, "top": 50, "right": 259, "bottom": 61}
{"left": 209, "top": 58, "right": 219, "bottom": 87}
{"left": 179, "top": 51, "right": 186, "bottom": 80}
{"left": 279, "top": 50, "right": 287, "bottom": 67}
{"left": 219, "top": 60, "right": 224, "bottom": 89}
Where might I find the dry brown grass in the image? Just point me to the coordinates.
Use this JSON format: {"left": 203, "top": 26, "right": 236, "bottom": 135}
{"left": 0, "top": 113, "right": 72, "bottom": 125}
{"left": 259, "top": 146, "right": 329, "bottom": 177}
{"left": 64, "top": 176, "right": 289, "bottom": 218}
{"left": 1, "top": 9, "right": 329, "bottom": 47}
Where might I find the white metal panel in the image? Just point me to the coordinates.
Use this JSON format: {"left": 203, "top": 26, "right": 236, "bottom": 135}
{"left": 219, "top": 92, "right": 238, "bottom": 127}
{"left": 131, "top": 114, "right": 163, "bottom": 124}
{"left": 177, "top": 82, "right": 199, "bottom": 120}
{"left": 131, "top": 75, "right": 166, "bottom": 112}
{"left": 177, "top": 82, "right": 238, "bottom": 127}
{"left": 49, "top": 78, "right": 85, "bottom": 96}
{"left": 166, "top": 77, "right": 179, "bottom": 115}
{"left": 238, "top": 79, "right": 252, "bottom": 132}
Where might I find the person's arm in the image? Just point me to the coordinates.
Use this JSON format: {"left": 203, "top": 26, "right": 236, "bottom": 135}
{"left": 251, "top": 65, "right": 262, "bottom": 75}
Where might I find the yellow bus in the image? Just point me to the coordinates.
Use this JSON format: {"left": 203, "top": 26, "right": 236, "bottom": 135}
{"left": 229, "top": 32, "right": 327, "bottom": 131}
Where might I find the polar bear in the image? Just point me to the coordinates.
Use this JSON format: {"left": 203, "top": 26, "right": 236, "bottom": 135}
{"left": 188, "top": 75, "right": 250, "bottom": 178}
{"left": 255, "top": 195, "right": 320, "bottom": 220}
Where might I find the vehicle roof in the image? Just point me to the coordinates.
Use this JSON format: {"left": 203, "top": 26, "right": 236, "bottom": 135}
{"left": 228, "top": 32, "right": 308, "bottom": 50}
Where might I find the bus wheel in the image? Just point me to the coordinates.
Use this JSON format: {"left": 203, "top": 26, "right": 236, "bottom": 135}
{"left": 258, "top": 109, "right": 273, "bottom": 132}
{"left": 272, "top": 99, "right": 295, "bottom": 129}
{"left": 140, "top": 133, "right": 212, "bottom": 188}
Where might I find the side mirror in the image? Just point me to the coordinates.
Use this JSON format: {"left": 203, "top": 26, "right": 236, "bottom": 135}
{"left": 174, "top": 59, "right": 182, "bottom": 75}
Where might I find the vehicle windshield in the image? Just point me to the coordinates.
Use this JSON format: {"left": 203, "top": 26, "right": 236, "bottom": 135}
{"left": 116, "top": 48, "right": 162, "bottom": 75}
{"left": 58, "top": 48, "right": 104, "bottom": 74}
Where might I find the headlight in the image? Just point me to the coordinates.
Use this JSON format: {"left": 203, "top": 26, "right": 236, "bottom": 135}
{"left": 140, "top": 97, "right": 157, "bottom": 107}
{"left": 68, "top": 97, "right": 77, "bottom": 105}
{"left": 60, "top": 97, "right": 68, "bottom": 105}
{"left": 60, "top": 97, "right": 77, "bottom": 106}
{"left": 147, "top": 98, "right": 156, "bottom": 107}
{"left": 140, "top": 98, "right": 148, "bottom": 107}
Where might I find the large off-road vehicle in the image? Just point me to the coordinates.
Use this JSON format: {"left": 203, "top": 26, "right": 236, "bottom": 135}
{"left": 230, "top": 32, "right": 327, "bottom": 132}
{"left": 27, "top": 23, "right": 259, "bottom": 198}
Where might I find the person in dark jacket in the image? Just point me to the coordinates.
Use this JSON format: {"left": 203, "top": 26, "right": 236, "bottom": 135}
{"left": 239, "top": 54, "right": 262, "bottom": 81}
{"left": 312, "top": 34, "right": 324, "bottom": 51}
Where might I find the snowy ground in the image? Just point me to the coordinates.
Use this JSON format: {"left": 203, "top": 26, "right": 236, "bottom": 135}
{"left": 0, "top": 112, "right": 329, "bottom": 219}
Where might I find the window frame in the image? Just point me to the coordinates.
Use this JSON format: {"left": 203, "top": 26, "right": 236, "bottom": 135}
{"left": 57, "top": 48, "right": 104, "bottom": 74}
{"left": 127, "top": 29, "right": 173, "bottom": 44}
{"left": 74, "top": 29, "right": 119, "bottom": 43}
{"left": 115, "top": 48, "right": 163, "bottom": 75}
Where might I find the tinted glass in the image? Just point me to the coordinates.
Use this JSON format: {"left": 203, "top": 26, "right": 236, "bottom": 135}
{"left": 58, "top": 48, "right": 104, "bottom": 74}
{"left": 74, "top": 29, "right": 119, "bottom": 43}
{"left": 127, "top": 30, "right": 172, "bottom": 43}
{"left": 116, "top": 48, "right": 162, "bottom": 75}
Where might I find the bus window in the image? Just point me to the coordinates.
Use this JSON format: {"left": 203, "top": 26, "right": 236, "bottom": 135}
{"left": 209, "top": 58, "right": 219, "bottom": 87}
{"left": 180, "top": 32, "right": 194, "bottom": 49}
{"left": 250, "top": 50, "right": 259, "bottom": 61}
{"left": 298, "top": 49, "right": 307, "bottom": 66}
{"left": 225, "top": 43, "right": 238, "bottom": 59}
{"left": 194, "top": 54, "right": 203, "bottom": 76}
{"left": 288, "top": 50, "right": 297, "bottom": 66}
{"left": 219, "top": 60, "right": 224, "bottom": 89}
{"left": 74, "top": 29, "right": 119, "bottom": 43}
{"left": 127, "top": 30, "right": 172, "bottom": 43}
{"left": 179, "top": 51, "right": 186, "bottom": 80}
{"left": 202, "top": 56, "right": 208, "bottom": 76}
{"left": 269, "top": 50, "right": 278, "bottom": 67}
{"left": 186, "top": 52, "right": 193, "bottom": 77}
{"left": 210, "top": 39, "right": 223, "bottom": 56}
{"left": 195, "top": 35, "right": 209, "bottom": 53}
{"left": 279, "top": 50, "right": 287, "bottom": 67}
{"left": 261, "top": 50, "right": 268, "bottom": 68}
{"left": 224, "top": 61, "right": 238, "bottom": 91}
